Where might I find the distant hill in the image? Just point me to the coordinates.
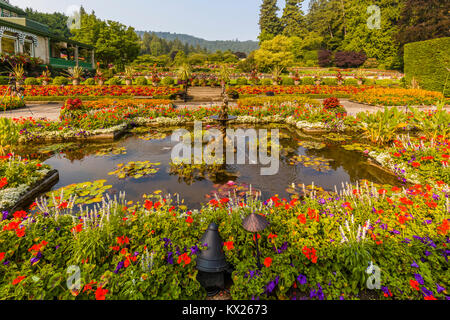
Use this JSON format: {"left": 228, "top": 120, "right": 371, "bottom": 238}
{"left": 136, "top": 31, "right": 259, "bottom": 54}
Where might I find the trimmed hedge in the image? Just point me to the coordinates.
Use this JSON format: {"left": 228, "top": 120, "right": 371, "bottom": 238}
{"left": 24, "top": 77, "right": 39, "bottom": 85}
{"left": 136, "top": 76, "right": 148, "bottom": 86}
{"left": 404, "top": 37, "right": 450, "bottom": 96}
{"left": 53, "top": 76, "right": 69, "bottom": 86}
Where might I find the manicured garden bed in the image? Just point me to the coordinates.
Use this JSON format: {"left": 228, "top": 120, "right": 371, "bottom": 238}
{"left": 0, "top": 97, "right": 448, "bottom": 300}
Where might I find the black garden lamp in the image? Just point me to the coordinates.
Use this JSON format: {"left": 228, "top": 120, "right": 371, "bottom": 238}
{"left": 196, "top": 222, "right": 229, "bottom": 296}
{"left": 242, "top": 212, "right": 269, "bottom": 270}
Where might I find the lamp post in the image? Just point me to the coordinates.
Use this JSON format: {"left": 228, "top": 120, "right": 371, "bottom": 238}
{"left": 242, "top": 212, "right": 269, "bottom": 270}
{"left": 196, "top": 222, "right": 229, "bottom": 296}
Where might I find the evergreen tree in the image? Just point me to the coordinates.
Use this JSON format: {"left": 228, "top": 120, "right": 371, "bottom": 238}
{"left": 258, "top": 0, "right": 283, "bottom": 42}
{"left": 281, "top": 0, "right": 306, "bottom": 37}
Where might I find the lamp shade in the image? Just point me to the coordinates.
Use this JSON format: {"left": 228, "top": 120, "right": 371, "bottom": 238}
{"left": 242, "top": 213, "right": 269, "bottom": 233}
{"left": 196, "top": 223, "right": 228, "bottom": 273}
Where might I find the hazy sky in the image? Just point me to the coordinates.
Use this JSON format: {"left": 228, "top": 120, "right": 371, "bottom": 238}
{"left": 10, "top": 0, "right": 311, "bottom": 41}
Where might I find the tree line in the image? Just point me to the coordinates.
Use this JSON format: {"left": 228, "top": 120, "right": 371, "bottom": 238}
{"left": 258, "top": 0, "right": 449, "bottom": 70}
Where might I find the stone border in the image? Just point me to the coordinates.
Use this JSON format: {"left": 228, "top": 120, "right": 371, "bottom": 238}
{"left": 8, "top": 169, "right": 59, "bottom": 214}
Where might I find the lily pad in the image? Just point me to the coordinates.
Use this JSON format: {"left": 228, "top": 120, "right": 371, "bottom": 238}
{"left": 108, "top": 161, "right": 161, "bottom": 179}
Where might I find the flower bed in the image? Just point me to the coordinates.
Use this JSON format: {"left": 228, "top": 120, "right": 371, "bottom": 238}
{"left": 351, "top": 88, "right": 447, "bottom": 106}
{"left": 0, "top": 155, "right": 51, "bottom": 212}
{"left": 229, "top": 85, "right": 372, "bottom": 97}
{"left": 0, "top": 179, "right": 447, "bottom": 300}
{"left": 0, "top": 97, "right": 26, "bottom": 111}
{"left": 0, "top": 85, "right": 179, "bottom": 99}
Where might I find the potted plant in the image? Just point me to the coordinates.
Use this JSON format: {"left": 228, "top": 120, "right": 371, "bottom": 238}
{"left": 177, "top": 63, "right": 192, "bottom": 102}
{"left": 314, "top": 72, "right": 322, "bottom": 86}
{"left": 293, "top": 71, "right": 301, "bottom": 85}
{"left": 355, "top": 69, "right": 366, "bottom": 86}
{"left": 336, "top": 71, "right": 344, "bottom": 86}
{"left": 94, "top": 63, "right": 105, "bottom": 86}
{"left": 39, "top": 67, "right": 51, "bottom": 86}
{"left": 124, "top": 66, "right": 134, "bottom": 86}
{"left": 67, "top": 66, "right": 83, "bottom": 86}
{"left": 150, "top": 65, "right": 161, "bottom": 86}
{"left": 249, "top": 69, "right": 260, "bottom": 86}
{"left": 12, "top": 63, "right": 25, "bottom": 87}
{"left": 271, "top": 65, "right": 284, "bottom": 86}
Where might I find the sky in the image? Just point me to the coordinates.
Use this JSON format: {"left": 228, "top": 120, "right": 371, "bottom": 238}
{"left": 9, "top": 0, "right": 311, "bottom": 41}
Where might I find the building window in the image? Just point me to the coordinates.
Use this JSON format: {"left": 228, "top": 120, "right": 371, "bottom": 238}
{"left": 1, "top": 36, "right": 16, "bottom": 55}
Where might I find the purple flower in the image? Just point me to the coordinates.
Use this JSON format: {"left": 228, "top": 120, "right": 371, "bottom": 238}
{"left": 190, "top": 245, "right": 199, "bottom": 255}
{"left": 414, "top": 274, "right": 424, "bottom": 285}
{"left": 30, "top": 252, "right": 42, "bottom": 265}
{"left": 114, "top": 261, "right": 124, "bottom": 274}
{"left": 2, "top": 211, "right": 8, "bottom": 221}
{"left": 167, "top": 252, "right": 174, "bottom": 265}
{"left": 437, "top": 284, "right": 445, "bottom": 294}
{"left": 297, "top": 274, "right": 307, "bottom": 285}
{"left": 421, "top": 287, "right": 433, "bottom": 297}
{"left": 411, "top": 261, "right": 419, "bottom": 268}
{"left": 317, "top": 284, "right": 324, "bottom": 300}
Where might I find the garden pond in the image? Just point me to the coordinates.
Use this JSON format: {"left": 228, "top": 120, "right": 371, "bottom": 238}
{"left": 24, "top": 124, "right": 403, "bottom": 209}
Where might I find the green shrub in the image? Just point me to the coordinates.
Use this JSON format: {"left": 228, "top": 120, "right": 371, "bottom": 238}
{"left": 322, "top": 78, "right": 338, "bottom": 86}
{"left": 404, "top": 37, "right": 450, "bottom": 95}
{"left": 108, "top": 77, "right": 122, "bottom": 85}
{"left": 281, "top": 77, "right": 295, "bottom": 86}
{"left": 0, "top": 76, "right": 9, "bottom": 85}
{"left": 24, "top": 77, "right": 39, "bottom": 85}
{"left": 236, "top": 77, "right": 248, "bottom": 85}
{"left": 161, "top": 77, "right": 175, "bottom": 86}
{"left": 136, "top": 76, "right": 148, "bottom": 86}
{"left": 363, "top": 78, "right": 376, "bottom": 85}
{"left": 302, "top": 77, "right": 315, "bottom": 85}
{"left": 53, "top": 76, "right": 69, "bottom": 86}
{"left": 344, "top": 78, "right": 358, "bottom": 86}
{"left": 84, "top": 78, "right": 95, "bottom": 85}
{"left": 261, "top": 78, "right": 273, "bottom": 86}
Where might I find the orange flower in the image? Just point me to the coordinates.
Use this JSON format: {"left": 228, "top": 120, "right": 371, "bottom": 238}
{"left": 263, "top": 257, "right": 272, "bottom": 268}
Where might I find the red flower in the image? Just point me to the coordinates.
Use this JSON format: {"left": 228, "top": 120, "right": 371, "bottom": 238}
{"left": 0, "top": 252, "right": 5, "bottom": 261}
{"left": 0, "top": 177, "right": 7, "bottom": 189}
{"left": 72, "top": 224, "right": 83, "bottom": 233}
{"left": 411, "top": 162, "right": 421, "bottom": 168}
{"left": 268, "top": 233, "right": 278, "bottom": 240}
{"left": 12, "top": 276, "right": 26, "bottom": 285}
{"left": 224, "top": 241, "right": 234, "bottom": 250}
{"left": 186, "top": 216, "right": 193, "bottom": 224}
{"left": 263, "top": 257, "right": 272, "bottom": 268}
{"left": 177, "top": 253, "right": 191, "bottom": 267}
{"left": 95, "top": 287, "right": 108, "bottom": 300}
{"left": 410, "top": 279, "right": 420, "bottom": 291}
{"left": 144, "top": 200, "right": 153, "bottom": 210}
{"left": 297, "top": 214, "right": 306, "bottom": 224}
{"left": 16, "top": 227, "right": 25, "bottom": 238}
{"left": 424, "top": 295, "right": 437, "bottom": 300}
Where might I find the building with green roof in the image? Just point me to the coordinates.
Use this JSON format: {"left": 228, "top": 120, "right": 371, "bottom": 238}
{"left": 0, "top": 0, "right": 95, "bottom": 69}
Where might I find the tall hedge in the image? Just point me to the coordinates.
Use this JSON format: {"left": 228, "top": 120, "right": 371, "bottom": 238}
{"left": 404, "top": 37, "right": 450, "bottom": 95}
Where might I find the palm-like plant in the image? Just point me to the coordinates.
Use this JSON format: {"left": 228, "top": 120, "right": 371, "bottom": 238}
{"left": 177, "top": 63, "right": 192, "bottom": 83}
{"left": 67, "top": 66, "right": 83, "bottom": 80}
{"left": 271, "top": 65, "right": 284, "bottom": 85}
{"left": 218, "top": 64, "right": 231, "bottom": 92}
{"left": 357, "top": 107, "right": 407, "bottom": 145}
